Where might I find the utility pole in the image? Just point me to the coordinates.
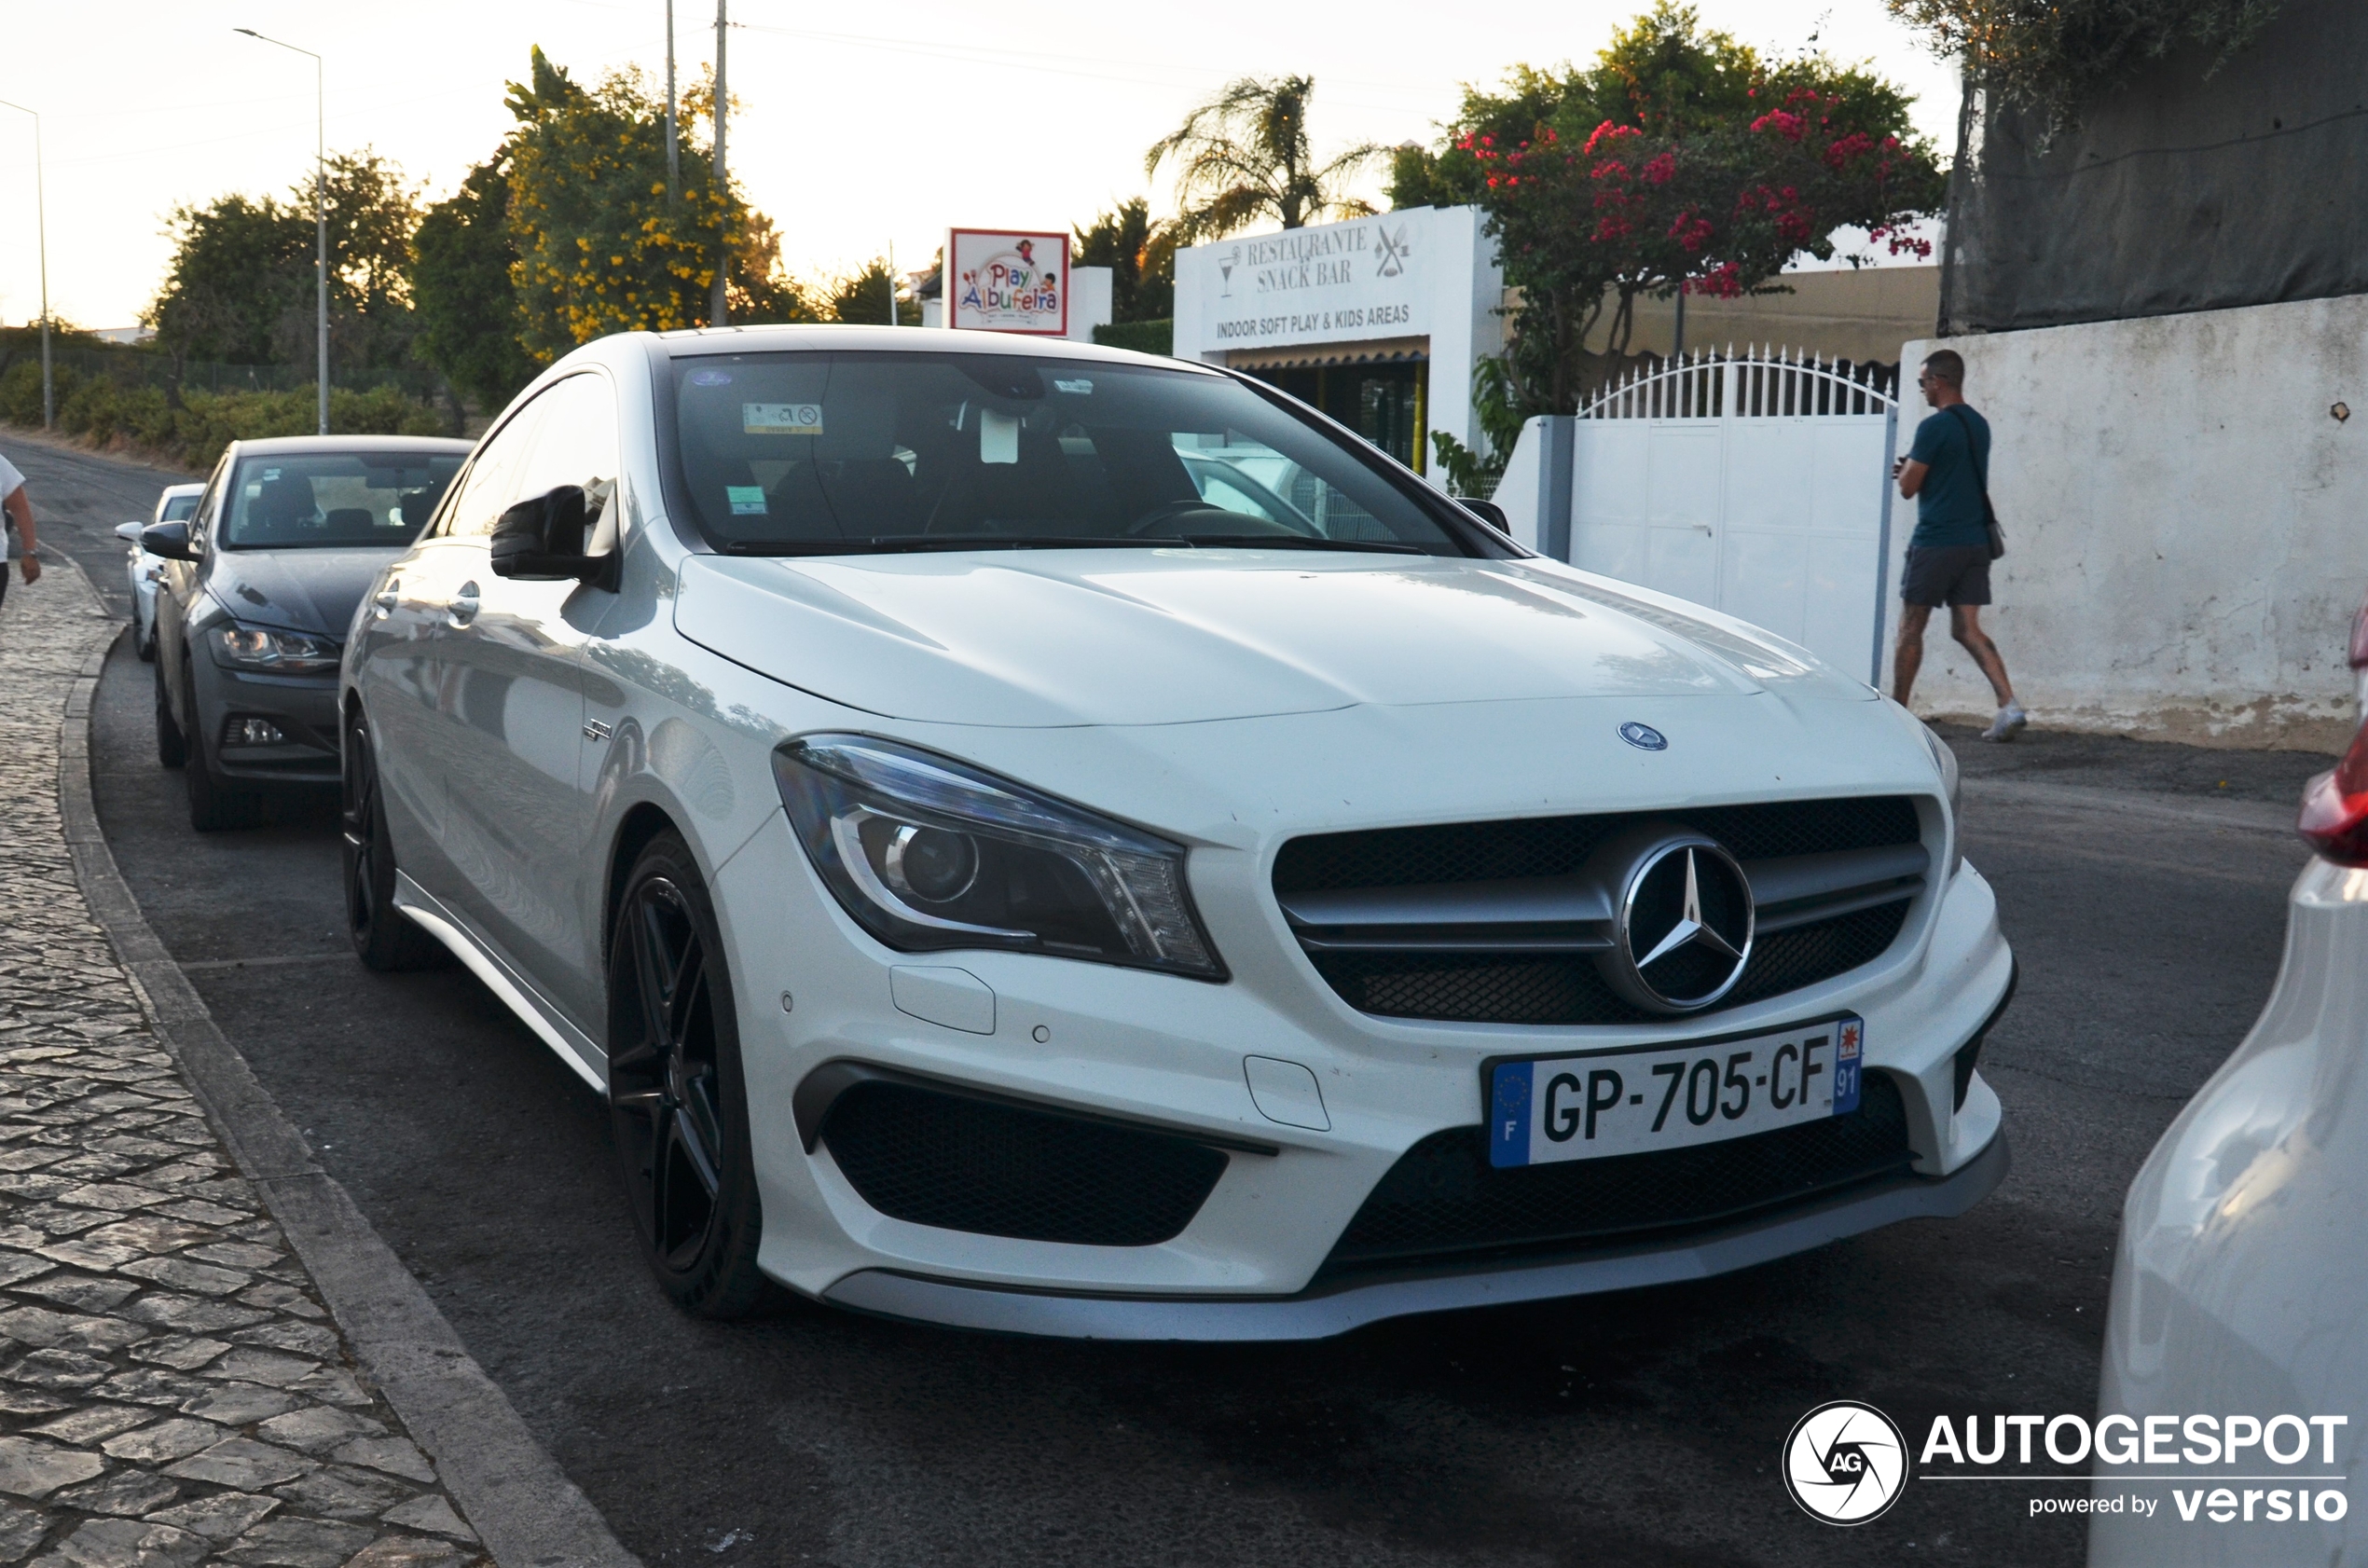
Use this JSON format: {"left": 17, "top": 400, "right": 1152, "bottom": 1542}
{"left": 0, "top": 101, "right": 51, "bottom": 429}
{"left": 237, "top": 29, "right": 328, "bottom": 434}
{"left": 664, "top": 0, "right": 679, "bottom": 211}
{"left": 887, "top": 241, "right": 896, "bottom": 326}
{"left": 710, "top": 0, "right": 728, "bottom": 327}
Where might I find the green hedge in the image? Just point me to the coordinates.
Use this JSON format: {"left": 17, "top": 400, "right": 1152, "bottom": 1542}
{"left": 1, "top": 361, "right": 445, "bottom": 471}
{"left": 1092, "top": 318, "right": 1174, "bottom": 355}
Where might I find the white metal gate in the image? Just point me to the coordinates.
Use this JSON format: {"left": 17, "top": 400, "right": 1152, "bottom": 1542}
{"left": 1564, "top": 348, "right": 1899, "bottom": 681}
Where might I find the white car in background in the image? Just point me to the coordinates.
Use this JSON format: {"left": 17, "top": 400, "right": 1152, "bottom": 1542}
{"left": 2090, "top": 591, "right": 2368, "bottom": 1565}
{"left": 115, "top": 482, "right": 204, "bottom": 660}
{"left": 339, "top": 325, "right": 2013, "bottom": 1337}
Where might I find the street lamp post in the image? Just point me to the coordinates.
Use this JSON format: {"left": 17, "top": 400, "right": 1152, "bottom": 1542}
{"left": 235, "top": 29, "right": 327, "bottom": 435}
{"left": 664, "top": 0, "right": 679, "bottom": 212}
{"left": 0, "top": 100, "right": 52, "bottom": 429}
{"left": 710, "top": 0, "right": 728, "bottom": 327}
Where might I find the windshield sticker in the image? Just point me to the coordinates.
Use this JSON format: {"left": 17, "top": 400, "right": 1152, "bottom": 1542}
{"left": 262, "top": 468, "right": 280, "bottom": 480}
{"left": 744, "top": 402, "right": 822, "bottom": 435}
{"left": 1053, "top": 378, "right": 1093, "bottom": 394}
{"left": 980, "top": 408, "right": 1020, "bottom": 465}
{"left": 689, "top": 369, "right": 734, "bottom": 387}
{"left": 725, "top": 486, "right": 768, "bottom": 516}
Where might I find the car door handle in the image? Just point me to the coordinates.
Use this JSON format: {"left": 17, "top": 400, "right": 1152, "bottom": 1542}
{"left": 447, "top": 582, "right": 480, "bottom": 627}
{"left": 372, "top": 582, "right": 400, "bottom": 618}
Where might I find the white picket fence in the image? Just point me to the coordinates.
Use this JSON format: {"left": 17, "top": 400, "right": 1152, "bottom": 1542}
{"left": 1501, "top": 347, "right": 1902, "bottom": 682}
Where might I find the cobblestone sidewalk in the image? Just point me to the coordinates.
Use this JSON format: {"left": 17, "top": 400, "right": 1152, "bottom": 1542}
{"left": 0, "top": 571, "right": 485, "bottom": 1565}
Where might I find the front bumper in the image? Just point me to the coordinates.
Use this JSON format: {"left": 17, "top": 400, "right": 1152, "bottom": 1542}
{"left": 821, "top": 1130, "right": 2009, "bottom": 1341}
{"left": 717, "top": 799, "right": 2016, "bottom": 1336}
{"left": 190, "top": 656, "right": 341, "bottom": 783}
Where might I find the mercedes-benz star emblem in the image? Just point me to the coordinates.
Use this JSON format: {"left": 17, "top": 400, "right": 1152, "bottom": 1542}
{"left": 1599, "top": 833, "right": 1755, "bottom": 1013}
{"left": 1618, "top": 722, "right": 1667, "bottom": 750}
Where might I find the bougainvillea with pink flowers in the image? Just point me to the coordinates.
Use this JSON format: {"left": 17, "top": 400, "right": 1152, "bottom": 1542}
{"left": 1390, "top": 2, "right": 1945, "bottom": 466}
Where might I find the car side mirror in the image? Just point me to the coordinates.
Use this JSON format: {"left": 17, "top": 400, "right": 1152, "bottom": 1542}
{"left": 115, "top": 521, "right": 144, "bottom": 543}
{"left": 141, "top": 520, "right": 197, "bottom": 560}
{"left": 490, "top": 484, "right": 617, "bottom": 590}
{"left": 1460, "top": 499, "right": 1510, "bottom": 533}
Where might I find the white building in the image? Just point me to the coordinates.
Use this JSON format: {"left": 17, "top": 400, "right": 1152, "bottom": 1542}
{"left": 1171, "top": 206, "right": 1503, "bottom": 485}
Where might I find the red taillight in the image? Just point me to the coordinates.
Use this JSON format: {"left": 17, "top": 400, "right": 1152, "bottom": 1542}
{"left": 2300, "top": 723, "right": 2368, "bottom": 866}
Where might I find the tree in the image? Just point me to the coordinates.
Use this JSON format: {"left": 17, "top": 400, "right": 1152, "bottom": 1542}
{"left": 1886, "top": 0, "right": 2285, "bottom": 129}
{"left": 1146, "top": 76, "right": 1382, "bottom": 242}
{"left": 1073, "top": 199, "right": 1175, "bottom": 322}
{"left": 148, "top": 150, "right": 425, "bottom": 377}
{"left": 1397, "top": 4, "right": 1943, "bottom": 440}
{"left": 150, "top": 195, "right": 312, "bottom": 366}
{"left": 411, "top": 153, "right": 538, "bottom": 412}
{"left": 502, "top": 48, "right": 799, "bottom": 360}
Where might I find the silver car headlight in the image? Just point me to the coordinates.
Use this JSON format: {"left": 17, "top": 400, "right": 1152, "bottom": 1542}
{"left": 210, "top": 623, "right": 340, "bottom": 676}
{"left": 771, "top": 735, "right": 1224, "bottom": 979}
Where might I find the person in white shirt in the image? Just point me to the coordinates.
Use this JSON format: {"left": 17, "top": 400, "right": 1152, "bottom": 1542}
{"left": 0, "top": 449, "right": 41, "bottom": 610}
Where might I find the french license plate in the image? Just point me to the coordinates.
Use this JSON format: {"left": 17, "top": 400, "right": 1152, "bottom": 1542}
{"left": 1487, "top": 1014, "right": 1864, "bottom": 1168}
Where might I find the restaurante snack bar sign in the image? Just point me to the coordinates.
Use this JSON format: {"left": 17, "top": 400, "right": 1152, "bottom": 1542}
{"left": 948, "top": 228, "right": 1069, "bottom": 336}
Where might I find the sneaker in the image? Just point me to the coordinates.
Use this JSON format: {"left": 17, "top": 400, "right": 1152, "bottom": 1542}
{"left": 1979, "top": 704, "right": 2029, "bottom": 742}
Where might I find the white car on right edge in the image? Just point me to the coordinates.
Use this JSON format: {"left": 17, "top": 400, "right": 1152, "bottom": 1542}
{"left": 2091, "top": 589, "right": 2368, "bottom": 1565}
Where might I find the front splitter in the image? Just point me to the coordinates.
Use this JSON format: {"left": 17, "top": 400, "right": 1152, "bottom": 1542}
{"left": 819, "top": 1128, "right": 2011, "bottom": 1342}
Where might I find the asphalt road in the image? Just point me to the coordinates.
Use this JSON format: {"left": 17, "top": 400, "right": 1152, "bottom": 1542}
{"left": 10, "top": 431, "right": 2337, "bottom": 1567}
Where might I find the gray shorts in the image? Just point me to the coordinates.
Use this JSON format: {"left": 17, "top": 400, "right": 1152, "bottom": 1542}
{"left": 1902, "top": 544, "right": 1991, "bottom": 608}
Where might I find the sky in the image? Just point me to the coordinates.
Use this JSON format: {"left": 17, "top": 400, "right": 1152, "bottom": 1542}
{"left": 0, "top": 0, "right": 1960, "bottom": 332}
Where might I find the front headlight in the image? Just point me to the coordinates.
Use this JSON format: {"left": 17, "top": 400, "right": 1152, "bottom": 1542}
{"left": 1921, "top": 721, "right": 1963, "bottom": 873}
{"left": 210, "top": 624, "right": 340, "bottom": 675}
{"left": 772, "top": 735, "right": 1224, "bottom": 979}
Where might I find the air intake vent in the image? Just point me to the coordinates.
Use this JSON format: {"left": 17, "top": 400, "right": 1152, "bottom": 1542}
{"left": 820, "top": 1080, "right": 1228, "bottom": 1246}
{"left": 1326, "top": 1072, "right": 1913, "bottom": 1272}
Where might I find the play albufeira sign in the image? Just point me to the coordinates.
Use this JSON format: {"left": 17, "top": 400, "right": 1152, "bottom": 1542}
{"left": 947, "top": 229, "right": 1069, "bottom": 336}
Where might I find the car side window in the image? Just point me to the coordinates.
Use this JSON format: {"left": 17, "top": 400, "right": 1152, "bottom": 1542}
{"left": 441, "top": 395, "right": 550, "bottom": 539}
{"left": 514, "top": 375, "right": 620, "bottom": 499}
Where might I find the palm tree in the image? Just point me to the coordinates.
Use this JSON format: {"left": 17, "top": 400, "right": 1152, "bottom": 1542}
{"left": 1146, "top": 76, "right": 1381, "bottom": 242}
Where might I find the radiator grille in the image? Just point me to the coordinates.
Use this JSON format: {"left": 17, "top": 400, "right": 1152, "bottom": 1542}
{"left": 1276, "top": 798, "right": 1921, "bottom": 1025}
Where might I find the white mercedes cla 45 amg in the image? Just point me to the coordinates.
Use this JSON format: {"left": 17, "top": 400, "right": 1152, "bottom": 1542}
{"left": 340, "top": 325, "right": 2013, "bottom": 1337}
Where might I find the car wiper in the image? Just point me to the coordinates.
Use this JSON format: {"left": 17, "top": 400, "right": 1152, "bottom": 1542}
{"left": 721, "top": 535, "right": 1171, "bottom": 556}
{"left": 1177, "top": 533, "right": 1427, "bottom": 555}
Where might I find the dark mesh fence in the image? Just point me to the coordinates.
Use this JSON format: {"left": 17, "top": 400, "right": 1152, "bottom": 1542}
{"left": 1941, "top": 0, "right": 2368, "bottom": 334}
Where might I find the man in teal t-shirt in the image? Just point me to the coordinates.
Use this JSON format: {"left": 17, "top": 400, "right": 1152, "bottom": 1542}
{"left": 1893, "top": 349, "right": 2026, "bottom": 741}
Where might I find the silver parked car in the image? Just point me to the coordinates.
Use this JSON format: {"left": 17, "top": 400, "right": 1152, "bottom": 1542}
{"left": 150, "top": 435, "right": 469, "bottom": 830}
{"left": 2089, "top": 586, "right": 2368, "bottom": 1565}
{"left": 115, "top": 482, "right": 204, "bottom": 660}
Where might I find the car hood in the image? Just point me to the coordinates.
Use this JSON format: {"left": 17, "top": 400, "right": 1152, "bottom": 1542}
{"left": 674, "top": 548, "right": 1871, "bottom": 729}
{"left": 205, "top": 547, "right": 400, "bottom": 640}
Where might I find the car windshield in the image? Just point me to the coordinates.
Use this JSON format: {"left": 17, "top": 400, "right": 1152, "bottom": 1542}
{"left": 160, "top": 492, "right": 200, "bottom": 522}
{"left": 666, "top": 350, "right": 1475, "bottom": 556}
{"left": 219, "top": 452, "right": 462, "bottom": 550}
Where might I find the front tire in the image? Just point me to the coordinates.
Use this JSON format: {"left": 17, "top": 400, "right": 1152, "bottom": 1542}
{"left": 340, "top": 706, "right": 446, "bottom": 971}
{"left": 182, "top": 663, "right": 259, "bottom": 832}
{"left": 608, "top": 831, "right": 768, "bottom": 1318}
{"left": 154, "top": 657, "right": 186, "bottom": 768}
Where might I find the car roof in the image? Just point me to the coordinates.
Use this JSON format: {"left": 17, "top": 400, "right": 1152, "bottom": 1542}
{"left": 160, "top": 482, "right": 205, "bottom": 496}
{"left": 226, "top": 434, "right": 475, "bottom": 459}
{"left": 651, "top": 322, "right": 1214, "bottom": 373}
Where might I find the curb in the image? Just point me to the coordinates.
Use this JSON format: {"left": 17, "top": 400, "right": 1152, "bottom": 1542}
{"left": 54, "top": 586, "right": 640, "bottom": 1567}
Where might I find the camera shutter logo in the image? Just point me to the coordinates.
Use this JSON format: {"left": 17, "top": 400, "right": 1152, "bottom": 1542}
{"left": 1783, "top": 1400, "right": 1909, "bottom": 1525}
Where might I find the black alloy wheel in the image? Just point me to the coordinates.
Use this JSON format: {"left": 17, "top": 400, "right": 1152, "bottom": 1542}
{"left": 153, "top": 656, "right": 186, "bottom": 768}
{"left": 608, "top": 831, "right": 768, "bottom": 1318}
{"left": 340, "top": 707, "right": 446, "bottom": 971}
{"left": 181, "top": 661, "right": 258, "bottom": 832}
